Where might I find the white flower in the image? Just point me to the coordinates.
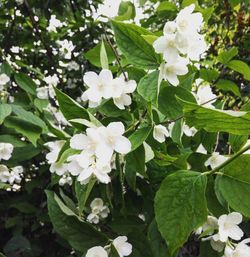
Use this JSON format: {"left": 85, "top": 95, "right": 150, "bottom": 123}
{"left": 198, "top": 216, "right": 218, "bottom": 235}
{"left": 36, "top": 86, "right": 49, "bottom": 99}
{"left": 59, "top": 174, "right": 72, "bottom": 186}
{"left": 153, "top": 33, "right": 180, "bottom": 63}
{"left": 162, "top": 57, "right": 189, "bottom": 86}
{"left": 87, "top": 198, "right": 110, "bottom": 224}
{"left": 50, "top": 162, "right": 68, "bottom": 176}
{"left": 0, "top": 73, "right": 10, "bottom": 90}
{"left": 44, "top": 74, "right": 59, "bottom": 88}
{"left": 163, "top": 21, "right": 177, "bottom": 34}
{"left": 196, "top": 144, "right": 207, "bottom": 154}
{"left": 57, "top": 39, "right": 75, "bottom": 60}
{"left": 85, "top": 246, "right": 108, "bottom": 257}
{"left": 205, "top": 152, "right": 228, "bottom": 169}
{"left": 0, "top": 165, "right": 10, "bottom": 183}
{"left": 175, "top": 4, "right": 203, "bottom": 35}
{"left": 214, "top": 212, "right": 244, "bottom": 243}
{"left": 47, "top": 15, "right": 64, "bottom": 33}
{"left": 82, "top": 69, "right": 114, "bottom": 104}
{"left": 95, "top": 0, "right": 122, "bottom": 19}
{"left": 15, "top": 0, "right": 24, "bottom": 5}
{"left": 113, "top": 76, "right": 136, "bottom": 110}
{"left": 183, "top": 123, "right": 197, "bottom": 137}
{"left": 0, "top": 143, "right": 14, "bottom": 161}
{"left": 196, "top": 84, "right": 216, "bottom": 108}
{"left": 67, "top": 61, "right": 80, "bottom": 71}
{"left": 98, "top": 122, "right": 131, "bottom": 157}
{"left": 45, "top": 140, "right": 65, "bottom": 164}
{"left": 113, "top": 236, "right": 132, "bottom": 257}
{"left": 8, "top": 166, "right": 23, "bottom": 185}
{"left": 153, "top": 125, "right": 169, "bottom": 143}
{"left": 223, "top": 239, "right": 250, "bottom": 257}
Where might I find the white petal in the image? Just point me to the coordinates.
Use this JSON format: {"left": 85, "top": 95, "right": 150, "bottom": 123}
{"left": 114, "top": 136, "right": 131, "bottom": 154}
{"left": 83, "top": 72, "right": 100, "bottom": 88}
{"left": 70, "top": 134, "right": 90, "bottom": 150}
{"left": 107, "top": 122, "right": 125, "bottom": 136}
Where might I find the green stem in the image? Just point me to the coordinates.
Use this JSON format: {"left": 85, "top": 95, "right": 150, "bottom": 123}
{"left": 208, "top": 144, "right": 250, "bottom": 175}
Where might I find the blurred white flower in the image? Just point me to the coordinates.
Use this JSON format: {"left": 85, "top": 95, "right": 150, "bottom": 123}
{"left": 223, "top": 238, "right": 250, "bottom": 257}
{"left": 196, "top": 144, "right": 207, "bottom": 154}
{"left": 47, "top": 15, "right": 64, "bottom": 33}
{"left": 213, "top": 212, "right": 244, "bottom": 243}
{"left": 0, "top": 73, "right": 10, "bottom": 90}
{"left": 0, "top": 143, "right": 14, "bottom": 161}
{"left": 195, "top": 83, "right": 216, "bottom": 108}
{"left": 87, "top": 198, "right": 110, "bottom": 224}
{"left": 57, "top": 39, "right": 75, "bottom": 60}
{"left": 8, "top": 166, "right": 23, "bottom": 185}
{"left": 162, "top": 57, "right": 189, "bottom": 86}
{"left": 153, "top": 125, "right": 169, "bottom": 143}
{"left": 0, "top": 165, "right": 10, "bottom": 183}
{"left": 86, "top": 246, "right": 108, "bottom": 257}
{"left": 45, "top": 140, "right": 65, "bottom": 164}
{"left": 183, "top": 123, "right": 197, "bottom": 137}
{"left": 113, "top": 236, "right": 132, "bottom": 257}
{"left": 36, "top": 86, "right": 49, "bottom": 99}
{"left": 205, "top": 152, "right": 228, "bottom": 169}
{"left": 44, "top": 74, "right": 59, "bottom": 87}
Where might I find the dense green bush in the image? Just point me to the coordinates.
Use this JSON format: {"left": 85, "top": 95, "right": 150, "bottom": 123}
{"left": 0, "top": 0, "right": 250, "bottom": 257}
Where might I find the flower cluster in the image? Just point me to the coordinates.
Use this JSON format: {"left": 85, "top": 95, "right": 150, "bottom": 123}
{"left": 46, "top": 122, "right": 131, "bottom": 185}
{"left": 0, "top": 73, "right": 10, "bottom": 91}
{"left": 87, "top": 198, "right": 110, "bottom": 224}
{"left": 81, "top": 69, "right": 136, "bottom": 110}
{"left": 198, "top": 212, "right": 250, "bottom": 257}
{"left": 47, "top": 15, "right": 65, "bottom": 33}
{"left": 0, "top": 142, "right": 23, "bottom": 191}
{"left": 86, "top": 236, "right": 132, "bottom": 257}
{"left": 153, "top": 4, "right": 207, "bottom": 86}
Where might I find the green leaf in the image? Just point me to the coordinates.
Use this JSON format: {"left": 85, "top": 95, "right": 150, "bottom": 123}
{"left": 75, "top": 178, "right": 96, "bottom": 213}
{"left": 215, "top": 79, "right": 240, "bottom": 97}
{"left": 0, "top": 253, "right": 6, "bottom": 257}
{"left": 157, "top": 1, "right": 177, "bottom": 12}
{"left": 46, "top": 190, "right": 108, "bottom": 253}
{"left": 125, "top": 145, "right": 146, "bottom": 191}
{"left": 14, "top": 73, "right": 37, "bottom": 95}
{"left": 147, "top": 220, "right": 169, "bottom": 257}
{"left": 227, "top": 60, "right": 250, "bottom": 81}
{"left": 200, "top": 69, "right": 219, "bottom": 82}
{"left": 129, "top": 126, "right": 152, "bottom": 151}
{"left": 229, "top": 134, "right": 248, "bottom": 152}
{"left": 4, "top": 116, "right": 42, "bottom": 146}
{"left": 158, "top": 85, "right": 197, "bottom": 119}
{"left": 218, "top": 47, "right": 238, "bottom": 64}
{"left": 116, "top": 1, "right": 136, "bottom": 21}
{"left": 155, "top": 171, "right": 207, "bottom": 256}
{"left": 55, "top": 88, "right": 101, "bottom": 126}
{"left": 137, "top": 71, "right": 159, "bottom": 105}
{"left": 111, "top": 20, "right": 159, "bottom": 69}
{"left": 215, "top": 155, "right": 250, "bottom": 217}
{"left": 84, "top": 41, "right": 116, "bottom": 68}
{"left": 0, "top": 104, "right": 12, "bottom": 125}
{"left": 100, "top": 40, "right": 109, "bottom": 69}
{"left": 12, "top": 105, "right": 48, "bottom": 133}
{"left": 180, "top": 99, "right": 250, "bottom": 135}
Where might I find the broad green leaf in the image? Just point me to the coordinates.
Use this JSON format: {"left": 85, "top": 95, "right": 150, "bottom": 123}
{"left": 158, "top": 85, "right": 197, "bottom": 119}
{"left": 75, "top": 178, "right": 96, "bottom": 213}
{"left": 46, "top": 191, "right": 108, "bottom": 253}
{"left": 155, "top": 171, "right": 207, "bottom": 256}
{"left": 100, "top": 40, "right": 109, "bottom": 69}
{"left": 157, "top": 1, "right": 177, "bottom": 12}
{"left": 147, "top": 220, "right": 169, "bottom": 257}
{"left": 200, "top": 68, "right": 219, "bottom": 82}
{"left": 4, "top": 116, "right": 42, "bottom": 146}
{"left": 218, "top": 47, "right": 238, "bottom": 64}
{"left": 55, "top": 88, "right": 101, "bottom": 126}
{"left": 84, "top": 41, "right": 116, "bottom": 68}
{"left": 180, "top": 99, "right": 250, "bottom": 135}
{"left": 215, "top": 155, "right": 250, "bottom": 217}
{"left": 34, "top": 98, "right": 49, "bottom": 112}
{"left": 0, "top": 135, "right": 26, "bottom": 147}
{"left": 0, "top": 62, "right": 12, "bottom": 76}
{"left": 116, "top": 1, "right": 136, "bottom": 21}
{"left": 141, "top": 35, "right": 158, "bottom": 45}
{"left": 129, "top": 126, "right": 152, "bottom": 151}
{"left": 227, "top": 60, "right": 250, "bottom": 81}
{"left": 215, "top": 79, "right": 240, "bottom": 97}
{"left": 54, "top": 192, "right": 77, "bottom": 217}
{"left": 137, "top": 71, "right": 159, "bottom": 105}
{"left": 111, "top": 20, "right": 159, "bottom": 69}
{"left": 229, "top": 134, "right": 248, "bottom": 152}
{"left": 12, "top": 105, "right": 48, "bottom": 133}
{"left": 125, "top": 145, "right": 146, "bottom": 191}
{"left": 14, "top": 73, "right": 37, "bottom": 95}
{"left": 0, "top": 103, "right": 12, "bottom": 124}
{"left": 179, "top": 73, "right": 196, "bottom": 91}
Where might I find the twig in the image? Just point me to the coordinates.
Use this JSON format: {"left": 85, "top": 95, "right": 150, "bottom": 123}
{"left": 101, "top": 24, "right": 128, "bottom": 81}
